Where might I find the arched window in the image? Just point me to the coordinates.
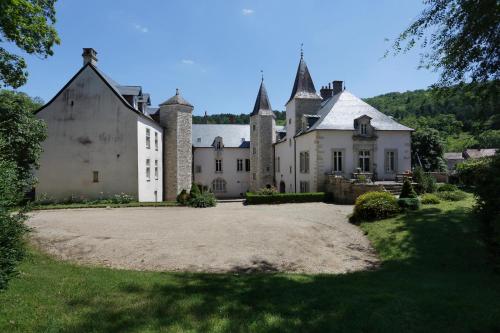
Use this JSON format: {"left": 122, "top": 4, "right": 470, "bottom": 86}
{"left": 212, "top": 178, "right": 226, "bottom": 193}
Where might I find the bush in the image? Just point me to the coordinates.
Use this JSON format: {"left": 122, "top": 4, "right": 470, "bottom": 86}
{"left": 111, "top": 193, "right": 134, "bottom": 204}
{"left": 0, "top": 210, "right": 28, "bottom": 290}
{"left": 400, "top": 179, "right": 417, "bottom": 198}
{"left": 350, "top": 191, "right": 400, "bottom": 223}
{"left": 190, "top": 183, "right": 201, "bottom": 199}
{"left": 398, "top": 197, "right": 421, "bottom": 210}
{"left": 413, "top": 167, "right": 437, "bottom": 193}
{"left": 256, "top": 186, "right": 278, "bottom": 195}
{"left": 437, "top": 190, "right": 467, "bottom": 201}
{"left": 421, "top": 193, "right": 441, "bottom": 204}
{"left": 176, "top": 189, "right": 190, "bottom": 206}
{"left": 456, "top": 157, "right": 492, "bottom": 186}
{"left": 188, "top": 192, "right": 217, "bottom": 208}
{"left": 246, "top": 192, "right": 326, "bottom": 205}
{"left": 437, "top": 183, "right": 458, "bottom": 192}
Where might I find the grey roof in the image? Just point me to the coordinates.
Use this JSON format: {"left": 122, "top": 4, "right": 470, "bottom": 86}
{"left": 117, "top": 85, "right": 142, "bottom": 96}
{"left": 287, "top": 56, "right": 321, "bottom": 103}
{"left": 443, "top": 152, "right": 464, "bottom": 160}
{"left": 251, "top": 80, "right": 274, "bottom": 117}
{"left": 192, "top": 124, "right": 250, "bottom": 148}
{"left": 464, "top": 149, "right": 498, "bottom": 159}
{"left": 160, "top": 89, "right": 193, "bottom": 107}
{"left": 307, "top": 90, "right": 413, "bottom": 132}
{"left": 146, "top": 107, "right": 159, "bottom": 116}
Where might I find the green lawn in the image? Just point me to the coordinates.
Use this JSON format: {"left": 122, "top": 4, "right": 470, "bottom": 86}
{"left": 1, "top": 197, "right": 499, "bottom": 332}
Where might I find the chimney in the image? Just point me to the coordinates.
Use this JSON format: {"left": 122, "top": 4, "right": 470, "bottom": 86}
{"left": 332, "top": 80, "right": 343, "bottom": 95}
{"left": 320, "top": 84, "right": 333, "bottom": 100}
{"left": 82, "top": 48, "right": 98, "bottom": 66}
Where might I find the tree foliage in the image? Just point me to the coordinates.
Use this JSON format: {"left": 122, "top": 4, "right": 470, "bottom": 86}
{"left": 391, "top": 0, "right": 500, "bottom": 85}
{"left": 0, "top": 0, "right": 60, "bottom": 88}
{"left": 411, "top": 128, "right": 446, "bottom": 171}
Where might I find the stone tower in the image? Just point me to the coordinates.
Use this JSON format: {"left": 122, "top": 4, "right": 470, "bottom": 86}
{"left": 158, "top": 89, "right": 193, "bottom": 201}
{"left": 250, "top": 78, "right": 276, "bottom": 191}
{"left": 285, "top": 53, "right": 322, "bottom": 138}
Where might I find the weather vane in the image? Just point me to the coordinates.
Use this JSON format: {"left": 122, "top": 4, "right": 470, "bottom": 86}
{"left": 300, "top": 43, "right": 304, "bottom": 58}
{"left": 260, "top": 69, "right": 264, "bottom": 82}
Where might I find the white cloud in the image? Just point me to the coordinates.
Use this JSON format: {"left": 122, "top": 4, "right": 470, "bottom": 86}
{"left": 134, "top": 24, "right": 148, "bottom": 33}
{"left": 242, "top": 8, "right": 254, "bottom": 16}
{"left": 182, "top": 59, "right": 195, "bottom": 65}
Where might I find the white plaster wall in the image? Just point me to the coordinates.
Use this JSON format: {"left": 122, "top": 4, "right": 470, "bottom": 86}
{"left": 274, "top": 140, "right": 295, "bottom": 192}
{"left": 193, "top": 147, "right": 250, "bottom": 198}
{"left": 295, "top": 131, "right": 317, "bottom": 191}
{"left": 374, "top": 131, "right": 412, "bottom": 179}
{"left": 35, "top": 66, "right": 139, "bottom": 201}
{"left": 137, "top": 118, "right": 163, "bottom": 202}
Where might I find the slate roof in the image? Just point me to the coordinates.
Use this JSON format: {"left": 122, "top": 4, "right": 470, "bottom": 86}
{"left": 464, "top": 149, "right": 498, "bottom": 159}
{"left": 287, "top": 56, "right": 321, "bottom": 104}
{"left": 307, "top": 90, "right": 413, "bottom": 132}
{"left": 117, "top": 85, "right": 142, "bottom": 96}
{"left": 251, "top": 80, "right": 275, "bottom": 117}
{"left": 443, "top": 152, "right": 464, "bottom": 160}
{"left": 192, "top": 124, "right": 250, "bottom": 148}
{"left": 160, "top": 89, "right": 193, "bottom": 107}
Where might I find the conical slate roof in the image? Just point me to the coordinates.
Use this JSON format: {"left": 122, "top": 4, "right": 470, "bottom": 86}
{"left": 287, "top": 56, "right": 320, "bottom": 103}
{"left": 251, "top": 80, "right": 274, "bottom": 116}
{"left": 159, "top": 88, "right": 193, "bottom": 107}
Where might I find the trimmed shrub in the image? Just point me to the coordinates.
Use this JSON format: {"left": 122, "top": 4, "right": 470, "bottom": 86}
{"left": 190, "top": 183, "right": 201, "bottom": 199}
{"left": 413, "top": 167, "right": 437, "bottom": 194}
{"left": 246, "top": 192, "right": 326, "bottom": 205}
{"left": 188, "top": 192, "right": 217, "bottom": 208}
{"left": 400, "top": 179, "right": 417, "bottom": 198}
{"left": 176, "top": 189, "right": 190, "bottom": 205}
{"left": 437, "top": 190, "right": 467, "bottom": 201}
{"left": 421, "top": 193, "right": 441, "bottom": 204}
{"left": 437, "top": 183, "right": 458, "bottom": 192}
{"left": 350, "top": 191, "right": 400, "bottom": 223}
{"left": 398, "top": 197, "right": 421, "bottom": 210}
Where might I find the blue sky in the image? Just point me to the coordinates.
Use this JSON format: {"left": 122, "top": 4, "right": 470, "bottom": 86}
{"left": 12, "top": 0, "right": 438, "bottom": 116}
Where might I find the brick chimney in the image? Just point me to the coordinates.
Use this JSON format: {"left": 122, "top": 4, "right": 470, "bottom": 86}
{"left": 320, "top": 82, "right": 333, "bottom": 100}
{"left": 82, "top": 48, "right": 98, "bottom": 66}
{"left": 332, "top": 80, "right": 343, "bottom": 95}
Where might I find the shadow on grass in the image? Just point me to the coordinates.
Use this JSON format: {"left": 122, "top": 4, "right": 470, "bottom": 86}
{"left": 53, "top": 206, "right": 500, "bottom": 332}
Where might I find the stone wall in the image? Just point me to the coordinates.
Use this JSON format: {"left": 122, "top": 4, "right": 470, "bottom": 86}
{"left": 250, "top": 114, "right": 275, "bottom": 191}
{"left": 325, "top": 175, "right": 384, "bottom": 204}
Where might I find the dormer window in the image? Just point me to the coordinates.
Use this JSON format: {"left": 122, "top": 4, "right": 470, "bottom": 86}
{"left": 361, "top": 123, "right": 367, "bottom": 135}
{"left": 214, "top": 136, "right": 223, "bottom": 151}
{"left": 354, "top": 115, "right": 373, "bottom": 137}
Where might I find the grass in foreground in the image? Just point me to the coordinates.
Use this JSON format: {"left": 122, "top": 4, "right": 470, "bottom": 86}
{"left": 1, "top": 197, "right": 500, "bottom": 332}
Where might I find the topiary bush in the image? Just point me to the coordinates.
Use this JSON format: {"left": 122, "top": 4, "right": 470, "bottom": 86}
{"left": 437, "top": 183, "right": 458, "bottom": 192}
{"left": 176, "top": 189, "right": 190, "bottom": 206}
{"left": 400, "top": 179, "right": 417, "bottom": 198}
{"left": 421, "top": 193, "right": 441, "bottom": 204}
{"left": 246, "top": 192, "right": 326, "bottom": 205}
{"left": 437, "top": 190, "right": 467, "bottom": 201}
{"left": 350, "top": 191, "right": 400, "bottom": 223}
{"left": 188, "top": 192, "right": 217, "bottom": 208}
{"left": 398, "top": 197, "right": 421, "bottom": 210}
{"left": 190, "top": 183, "right": 201, "bottom": 199}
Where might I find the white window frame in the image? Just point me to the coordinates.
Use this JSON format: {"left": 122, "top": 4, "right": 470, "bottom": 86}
{"left": 332, "top": 149, "right": 344, "bottom": 173}
{"left": 154, "top": 160, "right": 158, "bottom": 179}
{"left": 212, "top": 178, "right": 226, "bottom": 193}
{"left": 300, "top": 181, "right": 310, "bottom": 193}
{"left": 245, "top": 159, "right": 250, "bottom": 172}
{"left": 146, "top": 159, "right": 151, "bottom": 181}
{"left": 237, "top": 159, "right": 243, "bottom": 172}
{"left": 385, "top": 149, "right": 397, "bottom": 173}
{"left": 154, "top": 132, "right": 158, "bottom": 151}
{"left": 146, "top": 128, "right": 151, "bottom": 149}
{"left": 92, "top": 171, "right": 99, "bottom": 183}
{"left": 215, "top": 159, "right": 223, "bottom": 173}
{"left": 358, "top": 150, "right": 370, "bottom": 172}
{"left": 361, "top": 123, "right": 367, "bottom": 135}
{"left": 300, "top": 151, "right": 309, "bottom": 174}
{"left": 277, "top": 157, "right": 280, "bottom": 172}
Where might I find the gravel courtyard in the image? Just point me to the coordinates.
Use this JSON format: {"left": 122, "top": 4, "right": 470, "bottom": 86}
{"left": 27, "top": 202, "right": 379, "bottom": 274}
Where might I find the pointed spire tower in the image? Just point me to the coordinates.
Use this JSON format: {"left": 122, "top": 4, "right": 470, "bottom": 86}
{"left": 250, "top": 73, "right": 276, "bottom": 191}
{"left": 285, "top": 47, "right": 322, "bottom": 137}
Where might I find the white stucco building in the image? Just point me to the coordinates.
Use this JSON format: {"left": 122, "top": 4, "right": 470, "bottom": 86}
{"left": 35, "top": 48, "right": 412, "bottom": 201}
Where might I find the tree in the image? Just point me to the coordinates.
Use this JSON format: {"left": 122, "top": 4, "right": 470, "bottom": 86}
{"left": 0, "top": 90, "right": 46, "bottom": 191}
{"left": 0, "top": 0, "right": 60, "bottom": 88}
{"left": 411, "top": 128, "right": 446, "bottom": 171}
{"left": 477, "top": 130, "right": 500, "bottom": 148}
{"left": 391, "top": 0, "right": 500, "bottom": 85}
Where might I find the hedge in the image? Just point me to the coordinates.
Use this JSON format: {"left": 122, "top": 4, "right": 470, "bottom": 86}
{"left": 245, "top": 192, "right": 326, "bottom": 205}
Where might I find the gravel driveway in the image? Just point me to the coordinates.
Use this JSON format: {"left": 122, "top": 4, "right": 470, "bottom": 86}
{"left": 27, "top": 202, "right": 378, "bottom": 274}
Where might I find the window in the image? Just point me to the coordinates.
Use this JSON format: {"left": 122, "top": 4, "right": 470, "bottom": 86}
{"left": 146, "top": 159, "right": 151, "bottom": 181}
{"left": 288, "top": 118, "right": 291, "bottom": 124}
{"left": 358, "top": 150, "right": 370, "bottom": 172}
{"left": 245, "top": 159, "right": 250, "bottom": 172}
{"left": 266, "top": 166, "right": 270, "bottom": 172}
{"left": 289, "top": 166, "right": 292, "bottom": 174}
{"left": 154, "top": 160, "right": 158, "bottom": 179}
{"left": 385, "top": 150, "right": 397, "bottom": 173}
{"left": 197, "top": 137, "right": 201, "bottom": 143}
{"left": 332, "top": 150, "right": 343, "bottom": 172}
{"left": 212, "top": 178, "right": 226, "bottom": 193}
{"left": 146, "top": 128, "right": 151, "bottom": 149}
{"left": 252, "top": 124, "right": 256, "bottom": 131}
{"left": 154, "top": 132, "right": 158, "bottom": 151}
{"left": 361, "top": 123, "right": 367, "bottom": 135}
{"left": 216, "top": 141, "right": 222, "bottom": 150}
{"left": 195, "top": 165, "right": 202, "bottom": 173}
{"left": 300, "top": 151, "right": 310, "bottom": 173}
{"left": 215, "top": 159, "right": 222, "bottom": 172}
{"left": 237, "top": 159, "right": 243, "bottom": 171}
{"left": 92, "top": 171, "right": 99, "bottom": 183}
{"left": 300, "top": 181, "right": 310, "bottom": 193}
{"left": 277, "top": 157, "right": 280, "bottom": 172}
